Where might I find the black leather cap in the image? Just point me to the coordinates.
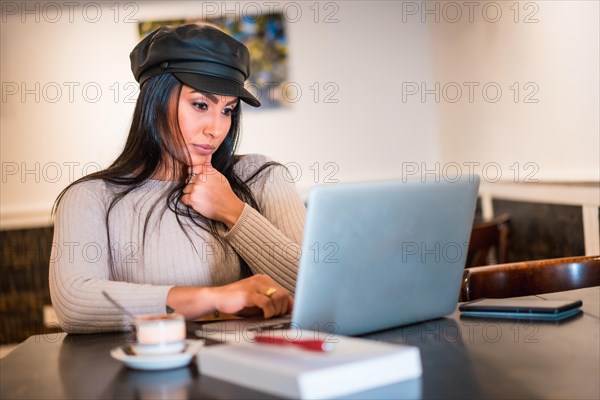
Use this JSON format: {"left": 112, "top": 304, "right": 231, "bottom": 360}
{"left": 130, "top": 24, "right": 260, "bottom": 107}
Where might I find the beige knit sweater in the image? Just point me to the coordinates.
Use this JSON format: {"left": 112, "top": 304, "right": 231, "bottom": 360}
{"left": 49, "top": 154, "right": 306, "bottom": 333}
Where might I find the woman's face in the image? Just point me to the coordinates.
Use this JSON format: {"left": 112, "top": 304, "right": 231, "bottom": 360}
{"left": 177, "top": 84, "right": 238, "bottom": 166}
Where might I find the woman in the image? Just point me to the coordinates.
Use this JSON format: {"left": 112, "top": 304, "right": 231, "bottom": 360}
{"left": 49, "top": 24, "right": 305, "bottom": 333}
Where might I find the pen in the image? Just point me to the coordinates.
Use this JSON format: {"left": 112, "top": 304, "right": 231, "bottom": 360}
{"left": 254, "top": 334, "right": 334, "bottom": 352}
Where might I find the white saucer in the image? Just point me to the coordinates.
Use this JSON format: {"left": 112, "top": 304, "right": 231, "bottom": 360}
{"left": 132, "top": 340, "right": 187, "bottom": 356}
{"left": 110, "top": 340, "right": 204, "bottom": 371}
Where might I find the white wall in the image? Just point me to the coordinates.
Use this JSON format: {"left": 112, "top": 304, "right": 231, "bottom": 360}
{"left": 1, "top": 1, "right": 598, "bottom": 229}
{"left": 1, "top": 1, "right": 439, "bottom": 228}
{"left": 426, "top": 0, "right": 599, "bottom": 182}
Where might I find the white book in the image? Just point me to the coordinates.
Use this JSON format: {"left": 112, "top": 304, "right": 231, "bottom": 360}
{"left": 197, "top": 329, "right": 422, "bottom": 399}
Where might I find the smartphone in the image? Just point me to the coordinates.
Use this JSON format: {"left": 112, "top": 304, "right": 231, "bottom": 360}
{"left": 459, "top": 298, "right": 583, "bottom": 321}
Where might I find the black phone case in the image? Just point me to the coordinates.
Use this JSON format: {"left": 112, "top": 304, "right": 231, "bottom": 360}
{"left": 459, "top": 298, "right": 583, "bottom": 314}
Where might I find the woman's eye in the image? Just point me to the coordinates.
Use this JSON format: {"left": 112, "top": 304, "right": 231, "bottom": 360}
{"left": 222, "top": 107, "right": 234, "bottom": 116}
{"left": 192, "top": 102, "right": 208, "bottom": 110}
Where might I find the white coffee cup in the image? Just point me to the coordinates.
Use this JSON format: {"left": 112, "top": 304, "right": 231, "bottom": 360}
{"left": 133, "top": 313, "right": 186, "bottom": 355}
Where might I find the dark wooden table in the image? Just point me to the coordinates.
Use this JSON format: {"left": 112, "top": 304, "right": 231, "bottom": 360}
{"left": 2, "top": 287, "right": 598, "bottom": 399}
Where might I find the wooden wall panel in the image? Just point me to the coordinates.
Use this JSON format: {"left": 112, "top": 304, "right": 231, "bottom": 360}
{"left": 492, "top": 200, "right": 585, "bottom": 262}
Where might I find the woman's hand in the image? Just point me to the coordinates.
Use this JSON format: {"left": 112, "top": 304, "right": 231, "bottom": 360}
{"left": 166, "top": 274, "right": 294, "bottom": 320}
{"left": 181, "top": 154, "right": 245, "bottom": 229}
{"left": 209, "top": 274, "right": 294, "bottom": 319}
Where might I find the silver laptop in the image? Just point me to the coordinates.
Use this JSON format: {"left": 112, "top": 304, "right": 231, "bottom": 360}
{"left": 197, "top": 176, "right": 480, "bottom": 337}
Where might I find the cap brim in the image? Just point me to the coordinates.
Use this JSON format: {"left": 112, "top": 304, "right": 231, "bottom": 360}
{"left": 173, "top": 72, "right": 261, "bottom": 107}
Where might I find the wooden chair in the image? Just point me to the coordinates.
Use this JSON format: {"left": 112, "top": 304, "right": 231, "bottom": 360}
{"left": 459, "top": 255, "right": 600, "bottom": 302}
{"left": 466, "top": 213, "right": 510, "bottom": 267}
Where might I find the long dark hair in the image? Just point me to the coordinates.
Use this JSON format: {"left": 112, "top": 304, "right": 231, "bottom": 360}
{"left": 53, "top": 73, "right": 277, "bottom": 266}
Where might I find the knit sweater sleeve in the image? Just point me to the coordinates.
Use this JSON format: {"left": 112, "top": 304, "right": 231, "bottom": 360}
{"left": 224, "top": 155, "right": 306, "bottom": 293}
{"left": 48, "top": 181, "right": 173, "bottom": 334}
